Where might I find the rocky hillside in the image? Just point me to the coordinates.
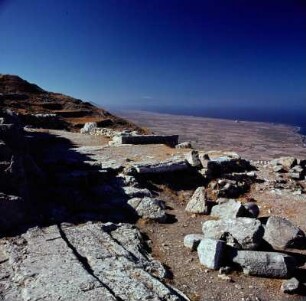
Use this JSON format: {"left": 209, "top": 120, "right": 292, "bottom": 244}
{"left": 0, "top": 74, "right": 144, "bottom": 132}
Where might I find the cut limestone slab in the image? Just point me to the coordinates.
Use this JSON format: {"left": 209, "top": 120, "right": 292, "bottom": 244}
{"left": 230, "top": 250, "right": 296, "bottom": 278}
{"left": 202, "top": 218, "right": 264, "bottom": 250}
{"left": 183, "top": 234, "right": 204, "bottom": 250}
{"left": 210, "top": 199, "right": 246, "bottom": 219}
{"left": 197, "top": 239, "right": 225, "bottom": 269}
{"left": 263, "top": 216, "right": 305, "bottom": 250}
{"left": 185, "top": 187, "right": 209, "bottom": 214}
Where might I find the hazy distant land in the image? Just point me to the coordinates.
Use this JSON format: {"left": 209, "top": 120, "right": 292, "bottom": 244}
{"left": 115, "top": 110, "right": 306, "bottom": 160}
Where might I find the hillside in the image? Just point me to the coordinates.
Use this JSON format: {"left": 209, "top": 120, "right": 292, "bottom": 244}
{"left": 0, "top": 74, "right": 144, "bottom": 132}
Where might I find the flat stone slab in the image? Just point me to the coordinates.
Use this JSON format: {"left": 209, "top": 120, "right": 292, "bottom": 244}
{"left": 113, "top": 135, "right": 179, "bottom": 147}
{"left": 210, "top": 199, "right": 246, "bottom": 219}
{"left": 128, "top": 158, "right": 189, "bottom": 174}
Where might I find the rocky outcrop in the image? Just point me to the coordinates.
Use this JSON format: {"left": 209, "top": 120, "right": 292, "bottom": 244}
{"left": 0, "top": 222, "right": 188, "bottom": 300}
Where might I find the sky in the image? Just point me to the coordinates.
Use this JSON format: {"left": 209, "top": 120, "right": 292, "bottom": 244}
{"left": 0, "top": 0, "right": 305, "bottom": 111}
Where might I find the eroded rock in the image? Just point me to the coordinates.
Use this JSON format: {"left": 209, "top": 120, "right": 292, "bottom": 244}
{"left": 185, "top": 187, "right": 209, "bottom": 214}
{"left": 263, "top": 216, "right": 305, "bottom": 250}
{"left": 210, "top": 199, "right": 247, "bottom": 219}
{"left": 202, "top": 218, "right": 264, "bottom": 250}
{"left": 183, "top": 234, "right": 204, "bottom": 250}
{"left": 197, "top": 239, "right": 225, "bottom": 269}
{"left": 230, "top": 250, "right": 296, "bottom": 278}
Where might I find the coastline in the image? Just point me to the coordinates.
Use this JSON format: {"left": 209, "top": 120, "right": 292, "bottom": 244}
{"left": 113, "top": 109, "right": 306, "bottom": 160}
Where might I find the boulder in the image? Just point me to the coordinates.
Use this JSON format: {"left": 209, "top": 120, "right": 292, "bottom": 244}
{"left": 197, "top": 239, "right": 225, "bottom": 269}
{"left": 80, "top": 122, "right": 97, "bottom": 134}
{"left": 185, "top": 187, "right": 209, "bottom": 214}
{"left": 183, "top": 234, "right": 204, "bottom": 250}
{"left": 127, "top": 197, "right": 167, "bottom": 222}
{"left": 230, "top": 250, "right": 296, "bottom": 278}
{"left": 211, "top": 199, "right": 247, "bottom": 219}
{"left": 243, "top": 202, "right": 260, "bottom": 218}
{"left": 281, "top": 277, "right": 300, "bottom": 294}
{"left": 202, "top": 218, "right": 264, "bottom": 250}
{"left": 263, "top": 216, "right": 305, "bottom": 250}
{"left": 185, "top": 150, "right": 201, "bottom": 168}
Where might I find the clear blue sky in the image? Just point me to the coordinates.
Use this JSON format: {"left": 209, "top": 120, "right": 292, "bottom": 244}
{"left": 0, "top": 0, "right": 305, "bottom": 110}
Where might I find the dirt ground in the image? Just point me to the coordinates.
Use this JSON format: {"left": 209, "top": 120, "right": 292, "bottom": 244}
{"left": 44, "top": 127, "right": 306, "bottom": 301}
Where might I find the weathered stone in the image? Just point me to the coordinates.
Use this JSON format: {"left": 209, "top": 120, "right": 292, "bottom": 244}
{"left": 271, "top": 157, "right": 297, "bottom": 170}
{"left": 123, "top": 186, "right": 152, "bottom": 198}
{"left": 197, "top": 239, "right": 225, "bottom": 269}
{"left": 211, "top": 199, "right": 246, "bottom": 219}
{"left": 112, "top": 134, "right": 179, "bottom": 147}
{"left": 273, "top": 165, "right": 285, "bottom": 173}
{"left": 243, "top": 202, "right": 260, "bottom": 218}
{"left": 127, "top": 197, "right": 167, "bottom": 222}
{"left": 202, "top": 218, "right": 264, "bottom": 250}
{"left": 80, "top": 122, "right": 97, "bottom": 134}
{"left": 185, "top": 150, "right": 201, "bottom": 167}
{"left": 183, "top": 234, "right": 204, "bottom": 250}
{"left": 281, "top": 277, "right": 300, "bottom": 294}
{"left": 185, "top": 187, "right": 209, "bottom": 214}
{"left": 175, "top": 142, "right": 192, "bottom": 149}
{"left": 263, "top": 216, "right": 305, "bottom": 250}
{"left": 128, "top": 158, "right": 189, "bottom": 174}
{"left": 0, "top": 223, "right": 187, "bottom": 300}
{"left": 230, "top": 250, "right": 296, "bottom": 278}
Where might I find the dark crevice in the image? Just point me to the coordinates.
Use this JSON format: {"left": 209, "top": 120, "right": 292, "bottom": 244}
{"left": 57, "top": 224, "right": 124, "bottom": 301}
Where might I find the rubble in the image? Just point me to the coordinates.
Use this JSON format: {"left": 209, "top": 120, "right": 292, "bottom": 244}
{"left": 185, "top": 187, "right": 210, "bottom": 214}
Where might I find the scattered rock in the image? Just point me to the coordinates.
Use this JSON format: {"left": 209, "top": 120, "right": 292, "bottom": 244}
{"left": 202, "top": 218, "right": 264, "bottom": 250}
{"left": 185, "top": 150, "right": 201, "bottom": 167}
{"left": 263, "top": 216, "right": 305, "bottom": 250}
{"left": 281, "top": 277, "right": 300, "bottom": 294}
{"left": 176, "top": 142, "right": 192, "bottom": 149}
{"left": 122, "top": 186, "right": 152, "bottom": 198}
{"left": 197, "top": 239, "right": 225, "bottom": 269}
{"left": 230, "top": 250, "right": 296, "bottom": 278}
{"left": 210, "top": 199, "right": 247, "bottom": 219}
{"left": 80, "top": 122, "right": 97, "bottom": 134}
{"left": 127, "top": 197, "right": 167, "bottom": 222}
{"left": 185, "top": 187, "right": 209, "bottom": 214}
{"left": 270, "top": 157, "right": 297, "bottom": 170}
{"left": 183, "top": 234, "right": 204, "bottom": 250}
